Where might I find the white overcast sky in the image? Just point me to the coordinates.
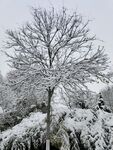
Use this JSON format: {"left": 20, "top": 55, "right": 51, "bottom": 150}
{"left": 0, "top": 0, "right": 113, "bottom": 92}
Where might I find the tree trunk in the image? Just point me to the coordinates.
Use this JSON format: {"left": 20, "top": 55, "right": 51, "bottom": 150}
{"left": 46, "top": 139, "right": 50, "bottom": 150}
{"left": 46, "top": 87, "right": 53, "bottom": 150}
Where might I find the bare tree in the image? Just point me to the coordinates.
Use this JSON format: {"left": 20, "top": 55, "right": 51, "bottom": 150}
{"left": 5, "top": 7, "right": 109, "bottom": 150}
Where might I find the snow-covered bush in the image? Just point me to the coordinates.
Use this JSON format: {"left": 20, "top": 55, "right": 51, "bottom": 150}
{"left": 0, "top": 103, "right": 113, "bottom": 150}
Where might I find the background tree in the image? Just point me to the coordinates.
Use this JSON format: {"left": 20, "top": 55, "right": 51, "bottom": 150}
{"left": 5, "top": 7, "right": 110, "bottom": 150}
{"left": 101, "top": 86, "right": 113, "bottom": 112}
{"left": 60, "top": 86, "right": 96, "bottom": 109}
{"left": 0, "top": 72, "right": 16, "bottom": 112}
{"left": 6, "top": 69, "right": 47, "bottom": 105}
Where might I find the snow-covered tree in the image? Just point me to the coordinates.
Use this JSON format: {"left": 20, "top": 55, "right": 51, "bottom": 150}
{"left": 6, "top": 70, "right": 47, "bottom": 111}
{"left": 0, "top": 71, "right": 4, "bottom": 85}
{"left": 60, "top": 84, "right": 97, "bottom": 109}
{"left": 0, "top": 73, "right": 16, "bottom": 112}
{"left": 5, "top": 7, "right": 110, "bottom": 150}
{"left": 101, "top": 86, "right": 113, "bottom": 112}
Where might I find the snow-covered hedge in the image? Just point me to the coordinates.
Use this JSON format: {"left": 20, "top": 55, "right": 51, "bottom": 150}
{"left": 0, "top": 104, "right": 113, "bottom": 150}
